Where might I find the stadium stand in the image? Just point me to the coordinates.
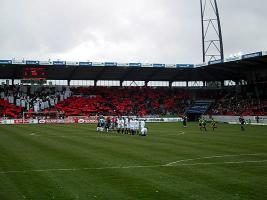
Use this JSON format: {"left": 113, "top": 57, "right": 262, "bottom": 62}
{"left": 0, "top": 86, "right": 191, "bottom": 118}
{"left": 208, "top": 91, "right": 267, "bottom": 116}
{"left": 0, "top": 85, "right": 71, "bottom": 118}
{"left": 55, "top": 87, "right": 189, "bottom": 117}
{"left": 1, "top": 84, "right": 266, "bottom": 119}
{"left": 0, "top": 51, "right": 267, "bottom": 121}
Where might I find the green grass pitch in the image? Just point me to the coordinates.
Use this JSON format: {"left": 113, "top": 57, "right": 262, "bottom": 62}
{"left": 0, "top": 123, "right": 267, "bottom": 200}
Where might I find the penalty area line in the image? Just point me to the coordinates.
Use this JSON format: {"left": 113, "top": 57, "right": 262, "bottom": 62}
{"left": 174, "top": 159, "right": 267, "bottom": 166}
{"left": 165, "top": 153, "right": 267, "bottom": 166}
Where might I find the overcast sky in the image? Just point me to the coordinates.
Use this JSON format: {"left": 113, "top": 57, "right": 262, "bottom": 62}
{"left": 0, "top": 0, "right": 266, "bottom": 64}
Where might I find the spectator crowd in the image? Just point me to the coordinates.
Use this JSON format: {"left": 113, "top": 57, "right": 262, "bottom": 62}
{"left": 0, "top": 85, "right": 266, "bottom": 119}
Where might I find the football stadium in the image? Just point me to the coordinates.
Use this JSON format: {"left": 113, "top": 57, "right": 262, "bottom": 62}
{"left": 1, "top": 0, "right": 267, "bottom": 200}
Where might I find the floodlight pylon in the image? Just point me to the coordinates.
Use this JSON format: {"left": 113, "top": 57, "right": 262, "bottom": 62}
{"left": 200, "top": 0, "right": 224, "bottom": 62}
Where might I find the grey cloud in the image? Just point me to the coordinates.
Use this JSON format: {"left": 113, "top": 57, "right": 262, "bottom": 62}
{"left": 0, "top": 0, "right": 266, "bottom": 63}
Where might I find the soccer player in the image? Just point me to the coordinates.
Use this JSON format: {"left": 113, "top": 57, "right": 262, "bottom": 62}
{"left": 129, "top": 118, "right": 135, "bottom": 135}
{"left": 105, "top": 117, "right": 111, "bottom": 132}
{"left": 141, "top": 127, "right": 148, "bottom": 136}
{"left": 124, "top": 117, "right": 129, "bottom": 134}
{"left": 239, "top": 116, "right": 245, "bottom": 131}
{"left": 96, "top": 117, "right": 101, "bottom": 132}
{"left": 134, "top": 119, "right": 140, "bottom": 135}
{"left": 256, "top": 116, "right": 260, "bottom": 123}
{"left": 202, "top": 118, "right": 207, "bottom": 131}
{"left": 111, "top": 116, "right": 116, "bottom": 131}
{"left": 198, "top": 118, "right": 203, "bottom": 131}
{"left": 121, "top": 117, "right": 125, "bottom": 134}
{"left": 98, "top": 116, "right": 105, "bottom": 132}
{"left": 140, "top": 120, "right": 145, "bottom": 130}
{"left": 182, "top": 115, "right": 187, "bottom": 128}
{"left": 117, "top": 117, "right": 123, "bottom": 134}
{"left": 211, "top": 119, "right": 217, "bottom": 131}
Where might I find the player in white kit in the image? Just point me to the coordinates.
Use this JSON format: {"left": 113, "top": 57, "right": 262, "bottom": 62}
{"left": 140, "top": 120, "right": 147, "bottom": 136}
{"left": 129, "top": 118, "right": 135, "bottom": 135}
{"left": 140, "top": 120, "right": 145, "bottom": 129}
{"left": 117, "top": 117, "right": 123, "bottom": 134}
{"left": 141, "top": 127, "right": 148, "bottom": 136}
{"left": 124, "top": 117, "right": 129, "bottom": 134}
{"left": 134, "top": 119, "right": 140, "bottom": 135}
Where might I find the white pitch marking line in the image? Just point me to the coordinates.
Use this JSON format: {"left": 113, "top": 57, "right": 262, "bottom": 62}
{"left": 165, "top": 153, "right": 266, "bottom": 166}
{"left": 175, "top": 159, "right": 267, "bottom": 166}
{"left": 162, "top": 131, "right": 186, "bottom": 136}
{"left": 177, "top": 131, "right": 185, "bottom": 135}
{"left": 29, "top": 133, "right": 41, "bottom": 136}
{"left": 29, "top": 134, "right": 127, "bottom": 138}
{"left": 0, "top": 164, "right": 163, "bottom": 174}
{"left": 0, "top": 156, "right": 266, "bottom": 174}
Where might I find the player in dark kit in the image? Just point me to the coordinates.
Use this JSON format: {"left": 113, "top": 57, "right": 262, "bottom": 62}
{"left": 182, "top": 115, "right": 187, "bottom": 128}
{"left": 198, "top": 118, "right": 203, "bottom": 131}
{"left": 256, "top": 116, "right": 260, "bottom": 123}
{"left": 239, "top": 116, "right": 245, "bottom": 131}
{"left": 105, "top": 117, "right": 111, "bottom": 132}
{"left": 211, "top": 119, "right": 217, "bottom": 131}
{"left": 198, "top": 118, "right": 207, "bottom": 131}
{"left": 202, "top": 118, "right": 207, "bottom": 131}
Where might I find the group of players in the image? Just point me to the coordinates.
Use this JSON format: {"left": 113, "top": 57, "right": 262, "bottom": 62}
{"left": 185, "top": 115, "right": 246, "bottom": 132}
{"left": 198, "top": 117, "right": 217, "bottom": 132}
{"left": 97, "top": 115, "right": 247, "bottom": 136}
{"left": 96, "top": 116, "right": 148, "bottom": 136}
{"left": 182, "top": 115, "right": 217, "bottom": 132}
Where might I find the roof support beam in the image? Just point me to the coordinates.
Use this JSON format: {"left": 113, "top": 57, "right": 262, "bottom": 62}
{"left": 68, "top": 66, "right": 79, "bottom": 81}
{"left": 95, "top": 67, "right": 107, "bottom": 81}
{"left": 119, "top": 68, "right": 136, "bottom": 81}
{"left": 144, "top": 68, "right": 162, "bottom": 82}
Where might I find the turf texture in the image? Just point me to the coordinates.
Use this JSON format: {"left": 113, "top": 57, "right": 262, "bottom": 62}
{"left": 0, "top": 123, "right": 267, "bottom": 200}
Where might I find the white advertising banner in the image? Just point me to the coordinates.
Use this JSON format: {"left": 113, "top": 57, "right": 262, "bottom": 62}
{"left": 225, "top": 56, "right": 242, "bottom": 62}
{"left": 0, "top": 119, "right": 38, "bottom": 125}
{"left": 141, "top": 63, "right": 153, "bottom": 68}
{"left": 12, "top": 60, "right": 26, "bottom": 65}
{"left": 117, "top": 63, "right": 130, "bottom": 67}
{"left": 92, "top": 62, "right": 105, "bottom": 67}
{"left": 137, "top": 117, "right": 182, "bottom": 123}
{"left": 1, "top": 117, "right": 181, "bottom": 125}
{"left": 165, "top": 64, "right": 176, "bottom": 68}
{"left": 39, "top": 61, "right": 53, "bottom": 65}
{"left": 66, "top": 61, "right": 79, "bottom": 66}
{"left": 202, "top": 115, "right": 267, "bottom": 125}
